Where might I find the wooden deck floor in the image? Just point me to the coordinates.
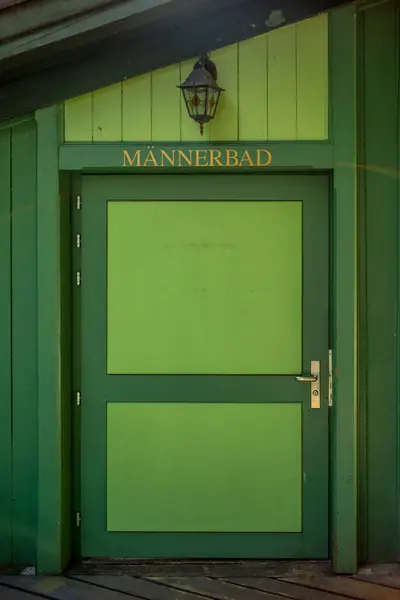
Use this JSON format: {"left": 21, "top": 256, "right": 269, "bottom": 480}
{"left": 1, "top": 562, "right": 400, "bottom": 600}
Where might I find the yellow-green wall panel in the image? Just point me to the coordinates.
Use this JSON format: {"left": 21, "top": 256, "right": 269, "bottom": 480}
{"left": 296, "top": 14, "right": 328, "bottom": 139}
{"left": 64, "top": 93, "right": 93, "bottom": 141}
{"left": 151, "top": 65, "right": 181, "bottom": 142}
{"left": 238, "top": 35, "right": 268, "bottom": 140}
{"left": 267, "top": 25, "right": 297, "bottom": 140}
{"left": 209, "top": 45, "right": 239, "bottom": 141}
{"left": 64, "top": 15, "right": 328, "bottom": 142}
{"left": 93, "top": 83, "right": 122, "bottom": 141}
{"left": 122, "top": 74, "right": 151, "bottom": 141}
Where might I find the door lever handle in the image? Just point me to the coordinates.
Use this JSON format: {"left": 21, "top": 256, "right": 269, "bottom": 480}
{"left": 295, "top": 374, "right": 318, "bottom": 382}
{"left": 295, "top": 361, "right": 320, "bottom": 409}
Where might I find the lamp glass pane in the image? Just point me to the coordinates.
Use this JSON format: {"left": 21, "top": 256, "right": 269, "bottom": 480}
{"left": 183, "top": 87, "right": 208, "bottom": 120}
{"left": 208, "top": 89, "right": 219, "bottom": 118}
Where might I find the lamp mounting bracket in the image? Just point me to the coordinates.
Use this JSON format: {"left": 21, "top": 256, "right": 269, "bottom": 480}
{"left": 194, "top": 53, "right": 218, "bottom": 81}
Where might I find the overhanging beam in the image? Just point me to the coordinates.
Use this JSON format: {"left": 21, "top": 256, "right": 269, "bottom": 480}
{"left": 0, "top": 0, "right": 351, "bottom": 121}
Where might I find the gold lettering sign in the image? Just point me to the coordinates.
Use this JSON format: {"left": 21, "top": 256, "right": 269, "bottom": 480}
{"left": 122, "top": 148, "right": 272, "bottom": 168}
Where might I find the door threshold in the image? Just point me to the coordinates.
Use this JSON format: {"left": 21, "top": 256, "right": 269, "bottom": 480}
{"left": 69, "top": 559, "right": 331, "bottom": 578}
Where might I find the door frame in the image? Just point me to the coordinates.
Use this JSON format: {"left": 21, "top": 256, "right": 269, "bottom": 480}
{"left": 78, "top": 173, "right": 331, "bottom": 560}
{"left": 34, "top": 5, "right": 357, "bottom": 574}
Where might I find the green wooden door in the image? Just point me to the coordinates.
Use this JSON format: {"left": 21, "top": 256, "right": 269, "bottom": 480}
{"left": 79, "top": 173, "right": 329, "bottom": 559}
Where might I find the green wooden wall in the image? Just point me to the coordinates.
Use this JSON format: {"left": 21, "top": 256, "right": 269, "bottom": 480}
{"left": 0, "top": 117, "right": 38, "bottom": 566}
{"left": 1, "top": 2, "right": 400, "bottom": 572}
{"left": 64, "top": 14, "right": 328, "bottom": 143}
{"left": 0, "top": 125, "right": 12, "bottom": 566}
{"left": 357, "top": 0, "right": 400, "bottom": 563}
{"left": 0, "top": 114, "right": 72, "bottom": 571}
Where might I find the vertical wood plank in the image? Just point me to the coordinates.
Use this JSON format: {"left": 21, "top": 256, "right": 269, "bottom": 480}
{"left": 62, "top": 15, "right": 330, "bottom": 144}
{"left": 0, "top": 128, "right": 12, "bottom": 565}
{"left": 36, "top": 106, "right": 64, "bottom": 574}
{"left": 397, "top": 1, "right": 400, "bottom": 567}
{"left": 180, "top": 60, "right": 209, "bottom": 142}
{"left": 64, "top": 93, "right": 93, "bottom": 142}
{"left": 93, "top": 84, "right": 122, "bottom": 141}
{"left": 11, "top": 120, "right": 38, "bottom": 565}
{"left": 267, "top": 25, "right": 297, "bottom": 140}
{"left": 363, "top": 0, "right": 399, "bottom": 562}
{"left": 209, "top": 45, "right": 239, "bottom": 141}
{"left": 356, "top": 5, "right": 368, "bottom": 565}
{"left": 122, "top": 75, "right": 151, "bottom": 141}
{"left": 296, "top": 14, "right": 328, "bottom": 140}
{"left": 331, "top": 4, "right": 358, "bottom": 573}
{"left": 151, "top": 65, "right": 181, "bottom": 141}
{"left": 238, "top": 35, "right": 268, "bottom": 140}
{"left": 59, "top": 170, "right": 72, "bottom": 568}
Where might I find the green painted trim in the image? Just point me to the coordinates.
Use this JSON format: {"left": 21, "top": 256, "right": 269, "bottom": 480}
{"left": 361, "top": 0, "right": 400, "bottom": 562}
{"left": 36, "top": 106, "right": 65, "bottom": 574}
{"left": 356, "top": 3, "right": 367, "bottom": 565}
{"left": 0, "top": 114, "right": 34, "bottom": 132}
{"left": 330, "top": 4, "right": 358, "bottom": 573}
{"left": 71, "top": 174, "right": 82, "bottom": 562}
{"left": 0, "top": 128, "right": 12, "bottom": 565}
{"left": 397, "top": 1, "right": 400, "bottom": 562}
{"left": 59, "top": 171, "right": 72, "bottom": 569}
{"left": 11, "top": 120, "right": 38, "bottom": 564}
{"left": 59, "top": 142, "right": 334, "bottom": 171}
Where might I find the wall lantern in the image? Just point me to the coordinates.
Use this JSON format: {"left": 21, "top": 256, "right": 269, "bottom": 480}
{"left": 178, "top": 54, "right": 224, "bottom": 136}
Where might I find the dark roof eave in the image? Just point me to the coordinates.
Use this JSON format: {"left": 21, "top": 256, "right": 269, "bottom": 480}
{"left": 0, "top": 0, "right": 351, "bottom": 121}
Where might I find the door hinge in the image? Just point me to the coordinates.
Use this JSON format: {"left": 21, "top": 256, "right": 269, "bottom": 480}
{"left": 76, "top": 271, "right": 81, "bottom": 286}
{"left": 76, "top": 391, "right": 81, "bottom": 406}
{"left": 76, "top": 512, "right": 81, "bottom": 527}
{"left": 328, "top": 349, "right": 333, "bottom": 407}
{"left": 76, "top": 195, "right": 81, "bottom": 210}
{"left": 76, "top": 233, "right": 81, "bottom": 248}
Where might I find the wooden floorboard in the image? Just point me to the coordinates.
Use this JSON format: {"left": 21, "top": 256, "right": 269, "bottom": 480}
{"left": 0, "top": 586, "right": 38, "bottom": 599}
{"left": 0, "top": 575, "right": 143, "bottom": 600}
{"left": 283, "top": 575, "right": 400, "bottom": 600}
{"left": 355, "top": 575, "right": 400, "bottom": 590}
{"left": 355, "top": 565, "right": 400, "bottom": 590}
{"left": 1, "top": 565, "right": 400, "bottom": 600}
{"left": 72, "top": 574, "right": 216, "bottom": 600}
{"left": 147, "top": 576, "right": 285, "bottom": 599}
{"left": 224, "top": 576, "right": 352, "bottom": 599}
{"left": 72, "top": 560, "right": 331, "bottom": 578}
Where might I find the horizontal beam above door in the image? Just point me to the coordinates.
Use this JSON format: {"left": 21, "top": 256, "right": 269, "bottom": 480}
{"left": 59, "top": 142, "right": 334, "bottom": 171}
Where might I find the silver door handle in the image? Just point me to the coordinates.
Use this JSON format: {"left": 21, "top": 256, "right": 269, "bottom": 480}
{"left": 295, "top": 361, "right": 320, "bottom": 409}
{"left": 295, "top": 375, "right": 318, "bottom": 382}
